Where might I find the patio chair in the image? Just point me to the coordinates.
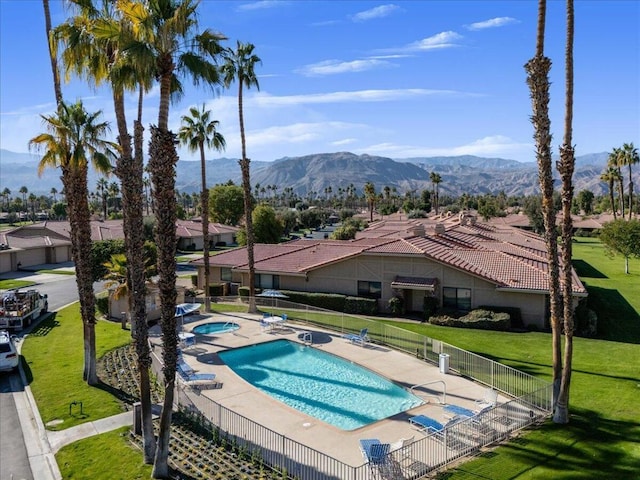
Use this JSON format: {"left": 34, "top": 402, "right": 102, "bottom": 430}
{"left": 390, "top": 435, "right": 414, "bottom": 462}
{"left": 343, "top": 328, "right": 370, "bottom": 347}
{"left": 474, "top": 388, "right": 498, "bottom": 412}
{"left": 177, "top": 358, "right": 220, "bottom": 390}
{"left": 409, "top": 414, "right": 464, "bottom": 441}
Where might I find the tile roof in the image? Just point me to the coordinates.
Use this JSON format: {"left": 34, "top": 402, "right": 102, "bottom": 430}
{"left": 201, "top": 219, "right": 586, "bottom": 295}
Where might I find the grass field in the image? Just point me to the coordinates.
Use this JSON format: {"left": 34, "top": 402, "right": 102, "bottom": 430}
{"left": 21, "top": 306, "right": 133, "bottom": 430}
{"left": 0, "top": 279, "right": 35, "bottom": 290}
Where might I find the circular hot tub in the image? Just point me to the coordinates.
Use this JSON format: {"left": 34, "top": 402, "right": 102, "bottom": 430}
{"left": 192, "top": 322, "right": 240, "bottom": 335}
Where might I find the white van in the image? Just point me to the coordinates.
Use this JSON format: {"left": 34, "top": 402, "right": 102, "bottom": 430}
{"left": 0, "top": 330, "right": 19, "bottom": 372}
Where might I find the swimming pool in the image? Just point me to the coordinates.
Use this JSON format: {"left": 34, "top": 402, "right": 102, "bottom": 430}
{"left": 218, "top": 339, "right": 424, "bottom": 430}
{"left": 192, "top": 322, "right": 240, "bottom": 335}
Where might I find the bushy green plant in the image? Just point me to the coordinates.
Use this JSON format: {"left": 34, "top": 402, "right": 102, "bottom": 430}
{"left": 94, "top": 293, "right": 109, "bottom": 317}
{"left": 430, "top": 309, "right": 510, "bottom": 331}
{"left": 388, "top": 296, "right": 405, "bottom": 316}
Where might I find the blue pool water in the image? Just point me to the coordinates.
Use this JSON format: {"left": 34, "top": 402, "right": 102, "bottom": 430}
{"left": 192, "top": 322, "right": 240, "bottom": 335}
{"left": 218, "top": 339, "right": 424, "bottom": 430}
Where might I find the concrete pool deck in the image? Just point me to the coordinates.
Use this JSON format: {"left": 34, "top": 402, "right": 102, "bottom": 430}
{"left": 149, "top": 310, "right": 507, "bottom": 469}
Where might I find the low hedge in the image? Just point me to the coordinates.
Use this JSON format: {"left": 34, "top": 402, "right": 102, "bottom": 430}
{"left": 430, "top": 309, "right": 511, "bottom": 331}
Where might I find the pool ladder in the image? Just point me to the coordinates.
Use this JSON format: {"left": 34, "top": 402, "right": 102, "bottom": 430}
{"left": 223, "top": 320, "right": 236, "bottom": 333}
{"left": 301, "top": 332, "right": 312, "bottom": 346}
{"left": 410, "top": 380, "right": 447, "bottom": 404}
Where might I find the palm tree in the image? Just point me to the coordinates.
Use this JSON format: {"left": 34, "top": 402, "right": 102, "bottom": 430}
{"left": 50, "top": 187, "right": 58, "bottom": 203}
{"left": 221, "top": 41, "right": 261, "bottom": 305}
{"left": 364, "top": 181, "right": 376, "bottom": 221}
{"left": 19, "top": 186, "right": 28, "bottom": 219}
{"left": 600, "top": 167, "right": 619, "bottom": 219}
{"left": 108, "top": 181, "right": 120, "bottom": 215}
{"left": 29, "top": 100, "right": 118, "bottom": 385}
{"left": 53, "top": 0, "right": 160, "bottom": 459}
{"left": 96, "top": 177, "right": 109, "bottom": 219}
{"left": 2, "top": 188, "right": 10, "bottom": 212}
{"left": 178, "top": 105, "right": 226, "bottom": 309}
{"left": 525, "top": 0, "right": 563, "bottom": 415}
{"left": 620, "top": 142, "right": 639, "bottom": 218}
{"left": 121, "top": 1, "right": 223, "bottom": 475}
{"left": 42, "top": 0, "right": 63, "bottom": 108}
{"left": 555, "top": 0, "right": 575, "bottom": 425}
{"left": 608, "top": 147, "right": 625, "bottom": 218}
{"left": 429, "top": 172, "right": 442, "bottom": 215}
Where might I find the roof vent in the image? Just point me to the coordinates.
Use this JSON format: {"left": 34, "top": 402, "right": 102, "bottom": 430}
{"left": 434, "top": 223, "right": 445, "bottom": 235}
{"left": 411, "top": 224, "right": 426, "bottom": 237}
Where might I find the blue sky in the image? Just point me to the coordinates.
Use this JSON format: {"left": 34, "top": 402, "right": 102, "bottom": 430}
{"left": 1, "top": 1, "right": 638, "bottom": 164}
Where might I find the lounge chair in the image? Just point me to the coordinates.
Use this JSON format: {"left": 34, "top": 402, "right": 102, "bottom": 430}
{"left": 343, "top": 328, "right": 370, "bottom": 347}
{"left": 409, "top": 414, "right": 464, "bottom": 440}
{"left": 474, "top": 388, "right": 498, "bottom": 412}
{"left": 359, "top": 439, "right": 399, "bottom": 479}
{"left": 443, "top": 404, "right": 475, "bottom": 419}
{"left": 177, "top": 358, "right": 220, "bottom": 390}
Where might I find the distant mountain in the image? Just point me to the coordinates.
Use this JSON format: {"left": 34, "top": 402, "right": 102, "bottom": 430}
{"left": 0, "top": 148, "right": 627, "bottom": 197}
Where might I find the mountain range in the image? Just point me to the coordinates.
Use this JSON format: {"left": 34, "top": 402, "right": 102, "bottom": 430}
{"left": 0, "top": 148, "right": 626, "bottom": 198}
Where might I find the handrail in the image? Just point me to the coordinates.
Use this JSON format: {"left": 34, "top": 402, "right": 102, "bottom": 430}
{"left": 301, "top": 332, "right": 312, "bottom": 345}
{"left": 410, "top": 379, "right": 447, "bottom": 404}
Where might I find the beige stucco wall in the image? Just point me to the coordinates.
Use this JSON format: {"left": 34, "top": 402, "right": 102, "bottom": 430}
{"left": 206, "top": 253, "right": 551, "bottom": 328}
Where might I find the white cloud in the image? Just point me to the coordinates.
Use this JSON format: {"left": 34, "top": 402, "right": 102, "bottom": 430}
{"left": 407, "top": 31, "right": 463, "bottom": 51}
{"left": 296, "top": 58, "right": 392, "bottom": 76}
{"left": 352, "top": 4, "right": 400, "bottom": 22}
{"left": 236, "top": 1, "right": 287, "bottom": 12}
{"left": 466, "top": 17, "right": 519, "bottom": 31}
{"left": 332, "top": 138, "right": 357, "bottom": 146}
{"left": 250, "top": 88, "right": 470, "bottom": 107}
{"left": 357, "top": 135, "right": 533, "bottom": 160}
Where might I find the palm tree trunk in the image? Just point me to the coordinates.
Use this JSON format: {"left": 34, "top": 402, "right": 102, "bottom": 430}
{"left": 526, "top": 0, "right": 563, "bottom": 412}
{"left": 200, "top": 140, "right": 211, "bottom": 311}
{"left": 554, "top": 0, "right": 575, "bottom": 425}
{"left": 149, "top": 124, "right": 178, "bottom": 479}
{"left": 628, "top": 164, "right": 634, "bottom": 220}
{"left": 238, "top": 82, "right": 256, "bottom": 311}
{"left": 609, "top": 180, "right": 617, "bottom": 219}
{"left": 64, "top": 166, "right": 98, "bottom": 385}
{"left": 112, "top": 86, "right": 156, "bottom": 462}
{"left": 42, "top": 0, "right": 63, "bottom": 109}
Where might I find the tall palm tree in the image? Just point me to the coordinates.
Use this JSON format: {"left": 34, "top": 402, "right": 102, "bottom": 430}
{"left": 19, "top": 186, "right": 28, "bottom": 219}
{"left": 29, "top": 100, "right": 118, "bottom": 385}
{"left": 221, "top": 41, "right": 261, "bottom": 305}
{"left": 53, "top": 0, "right": 158, "bottom": 461}
{"left": 600, "top": 166, "right": 619, "bottom": 219}
{"left": 178, "top": 105, "right": 226, "bottom": 308}
{"left": 97, "top": 177, "right": 109, "bottom": 219}
{"left": 50, "top": 187, "right": 58, "bottom": 203}
{"left": 555, "top": 0, "right": 575, "bottom": 425}
{"left": 43, "top": 0, "right": 63, "bottom": 108}
{"left": 429, "top": 172, "right": 442, "bottom": 215}
{"left": 608, "top": 147, "right": 625, "bottom": 218}
{"left": 620, "top": 142, "right": 639, "bottom": 218}
{"left": 121, "top": 1, "right": 223, "bottom": 475}
{"left": 364, "top": 181, "right": 376, "bottom": 221}
{"left": 525, "top": 0, "right": 563, "bottom": 415}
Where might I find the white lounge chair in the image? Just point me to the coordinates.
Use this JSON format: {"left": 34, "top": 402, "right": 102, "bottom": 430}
{"left": 343, "top": 328, "right": 370, "bottom": 347}
{"left": 474, "top": 388, "right": 498, "bottom": 413}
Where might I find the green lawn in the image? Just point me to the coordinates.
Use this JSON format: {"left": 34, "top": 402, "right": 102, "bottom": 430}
{"left": 57, "top": 427, "right": 152, "bottom": 479}
{"left": 0, "top": 279, "right": 35, "bottom": 290}
{"left": 21, "top": 305, "right": 133, "bottom": 430}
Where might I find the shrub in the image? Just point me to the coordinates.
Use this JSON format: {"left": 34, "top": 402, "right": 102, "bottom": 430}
{"left": 430, "top": 309, "right": 510, "bottom": 331}
{"left": 479, "top": 305, "right": 522, "bottom": 328}
{"left": 238, "top": 286, "right": 250, "bottom": 298}
{"left": 191, "top": 275, "right": 198, "bottom": 287}
{"left": 423, "top": 296, "right": 438, "bottom": 320}
{"left": 344, "top": 296, "right": 378, "bottom": 315}
{"left": 207, "top": 283, "right": 227, "bottom": 297}
{"left": 388, "top": 296, "right": 405, "bottom": 316}
{"left": 575, "top": 298, "right": 598, "bottom": 337}
{"left": 95, "top": 293, "right": 109, "bottom": 317}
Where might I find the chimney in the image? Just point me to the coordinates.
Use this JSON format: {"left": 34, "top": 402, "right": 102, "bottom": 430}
{"left": 434, "top": 223, "right": 445, "bottom": 235}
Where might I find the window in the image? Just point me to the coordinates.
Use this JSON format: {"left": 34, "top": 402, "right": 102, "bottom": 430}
{"left": 255, "top": 274, "right": 280, "bottom": 289}
{"left": 358, "top": 280, "right": 382, "bottom": 299}
{"left": 220, "top": 268, "right": 232, "bottom": 282}
{"left": 443, "top": 287, "right": 471, "bottom": 310}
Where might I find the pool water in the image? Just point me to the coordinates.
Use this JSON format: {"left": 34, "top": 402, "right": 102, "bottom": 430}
{"left": 192, "top": 322, "right": 240, "bottom": 335}
{"left": 218, "top": 339, "right": 424, "bottom": 430}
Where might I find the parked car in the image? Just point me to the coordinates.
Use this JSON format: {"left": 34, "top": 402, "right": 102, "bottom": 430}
{"left": 0, "top": 330, "right": 19, "bottom": 372}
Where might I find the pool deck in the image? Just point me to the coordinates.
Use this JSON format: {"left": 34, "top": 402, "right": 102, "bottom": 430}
{"left": 150, "top": 311, "right": 506, "bottom": 469}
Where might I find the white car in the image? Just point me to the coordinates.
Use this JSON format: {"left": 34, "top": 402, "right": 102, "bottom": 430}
{"left": 0, "top": 330, "right": 19, "bottom": 373}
